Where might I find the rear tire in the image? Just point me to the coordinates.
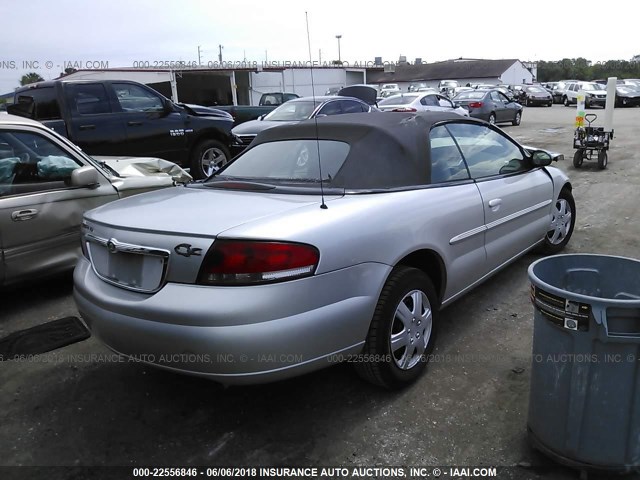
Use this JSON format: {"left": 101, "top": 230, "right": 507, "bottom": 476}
{"left": 354, "top": 266, "right": 438, "bottom": 389}
{"left": 488, "top": 113, "right": 496, "bottom": 125}
{"left": 597, "top": 150, "right": 608, "bottom": 169}
{"left": 190, "top": 139, "right": 230, "bottom": 180}
{"left": 573, "top": 149, "right": 584, "bottom": 168}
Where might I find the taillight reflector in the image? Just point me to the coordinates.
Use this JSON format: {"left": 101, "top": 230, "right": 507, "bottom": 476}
{"left": 468, "top": 101, "right": 483, "bottom": 108}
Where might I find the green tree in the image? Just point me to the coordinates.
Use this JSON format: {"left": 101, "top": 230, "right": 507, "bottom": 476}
{"left": 20, "top": 72, "right": 44, "bottom": 86}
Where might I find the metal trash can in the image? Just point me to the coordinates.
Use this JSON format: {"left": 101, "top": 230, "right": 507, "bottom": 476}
{"left": 527, "top": 254, "right": 640, "bottom": 473}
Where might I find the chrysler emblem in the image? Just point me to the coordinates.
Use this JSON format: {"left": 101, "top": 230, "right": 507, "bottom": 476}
{"left": 174, "top": 243, "right": 202, "bottom": 257}
{"left": 107, "top": 239, "right": 118, "bottom": 254}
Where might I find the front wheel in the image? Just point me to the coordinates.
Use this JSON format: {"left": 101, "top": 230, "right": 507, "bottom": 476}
{"left": 597, "top": 150, "right": 608, "bottom": 169}
{"left": 573, "top": 149, "right": 584, "bottom": 168}
{"left": 540, "top": 189, "right": 576, "bottom": 254}
{"left": 190, "top": 139, "right": 230, "bottom": 180}
{"left": 354, "top": 266, "right": 438, "bottom": 389}
{"left": 512, "top": 111, "right": 522, "bottom": 126}
{"left": 563, "top": 96, "right": 570, "bottom": 106}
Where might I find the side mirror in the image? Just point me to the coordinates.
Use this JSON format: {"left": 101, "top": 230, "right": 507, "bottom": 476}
{"left": 70, "top": 166, "right": 100, "bottom": 187}
{"left": 163, "top": 99, "right": 175, "bottom": 115}
{"left": 530, "top": 150, "right": 553, "bottom": 167}
{"left": 258, "top": 114, "right": 266, "bottom": 121}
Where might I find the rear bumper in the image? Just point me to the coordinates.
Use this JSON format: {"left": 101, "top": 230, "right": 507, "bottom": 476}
{"left": 73, "top": 257, "right": 391, "bottom": 384}
{"left": 527, "top": 98, "right": 552, "bottom": 105}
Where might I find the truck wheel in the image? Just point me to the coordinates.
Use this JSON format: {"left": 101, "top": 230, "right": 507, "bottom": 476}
{"left": 191, "top": 140, "right": 230, "bottom": 180}
{"left": 563, "top": 96, "right": 570, "bottom": 106}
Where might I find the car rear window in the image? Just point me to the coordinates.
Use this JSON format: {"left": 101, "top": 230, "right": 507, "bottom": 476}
{"left": 15, "top": 87, "right": 61, "bottom": 120}
{"left": 215, "top": 140, "right": 350, "bottom": 182}
{"left": 454, "top": 91, "right": 485, "bottom": 100}
{"left": 265, "top": 101, "right": 320, "bottom": 121}
{"left": 379, "top": 95, "right": 417, "bottom": 105}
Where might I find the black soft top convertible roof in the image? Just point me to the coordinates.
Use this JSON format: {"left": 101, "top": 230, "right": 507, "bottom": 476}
{"left": 251, "top": 112, "right": 482, "bottom": 190}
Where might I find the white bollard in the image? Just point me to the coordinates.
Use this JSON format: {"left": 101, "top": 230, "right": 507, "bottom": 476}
{"left": 604, "top": 77, "right": 616, "bottom": 133}
{"left": 575, "top": 91, "right": 585, "bottom": 128}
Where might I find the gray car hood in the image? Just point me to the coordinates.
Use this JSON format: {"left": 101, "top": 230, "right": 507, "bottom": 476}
{"left": 84, "top": 185, "right": 328, "bottom": 236}
{"left": 95, "top": 156, "right": 192, "bottom": 184}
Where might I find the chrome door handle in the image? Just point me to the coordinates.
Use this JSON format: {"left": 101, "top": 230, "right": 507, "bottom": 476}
{"left": 11, "top": 209, "right": 38, "bottom": 221}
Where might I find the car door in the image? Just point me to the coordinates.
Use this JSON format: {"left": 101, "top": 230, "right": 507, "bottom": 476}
{"left": 426, "top": 124, "right": 487, "bottom": 301}
{"left": 64, "top": 82, "right": 128, "bottom": 156}
{"left": 0, "top": 126, "right": 118, "bottom": 286}
{"left": 435, "top": 94, "right": 457, "bottom": 113}
{"left": 445, "top": 122, "right": 554, "bottom": 273}
{"left": 489, "top": 91, "right": 509, "bottom": 122}
{"left": 419, "top": 94, "right": 440, "bottom": 112}
{"left": 110, "top": 82, "right": 188, "bottom": 163}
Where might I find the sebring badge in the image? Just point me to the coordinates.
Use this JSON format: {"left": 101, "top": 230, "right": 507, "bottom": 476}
{"left": 174, "top": 243, "right": 202, "bottom": 257}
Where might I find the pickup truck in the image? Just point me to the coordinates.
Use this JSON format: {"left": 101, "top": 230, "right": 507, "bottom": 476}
{"left": 8, "top": 80, "right": 235, "bottom": 179}
{"left": 214, "top": 92, "right": 299, "bottom": 125}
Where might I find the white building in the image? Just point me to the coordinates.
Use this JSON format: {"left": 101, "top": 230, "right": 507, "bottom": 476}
{"left": 368, "top": 59, "right": 535, "bottom": 91}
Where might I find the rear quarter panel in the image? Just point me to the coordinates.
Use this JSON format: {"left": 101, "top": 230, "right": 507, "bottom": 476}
{"left": 219, "top": 185, "right": 488, "bottom": 303}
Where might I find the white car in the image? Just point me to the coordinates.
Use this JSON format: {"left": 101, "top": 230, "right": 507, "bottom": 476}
{"left": 563, "top": 82, "right": 607, "bottom": 108}
{"left": 378, "top": 92, "right": 469, "bottom": 116}
{"left": 379, "top": 83, "right": 401, "bottom": 97}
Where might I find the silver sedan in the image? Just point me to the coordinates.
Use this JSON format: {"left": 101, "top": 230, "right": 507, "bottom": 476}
{"left": 378, "top": 92, "right": 469, "bottom": 116}
{"left": 74, "top": 112, "right": 574, "bottom": 389}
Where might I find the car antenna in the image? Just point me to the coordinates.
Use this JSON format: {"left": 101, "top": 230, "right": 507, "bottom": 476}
{"left": 305, "top": 11, "right": 327, "bottom": 210}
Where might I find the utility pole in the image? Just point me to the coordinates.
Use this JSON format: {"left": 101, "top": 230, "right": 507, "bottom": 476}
{"left": 218, "top": 44, "right": 224, "bottom": 63}
{"left": 335, "top": 35, "right": 342, "bottom": 63}
{"left": 197, "top": 45, "right": 202, "bottom": 66}
{"left": 319, "top": 49, "right": 322, "bottom": 64}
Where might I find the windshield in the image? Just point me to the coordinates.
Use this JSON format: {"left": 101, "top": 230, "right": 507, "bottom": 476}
{"left": 379, "top": 94, "right": 418, "bottom": 105}
{"left": 580, "top": 83, "right": 605, "bottom": 91}
{"left": 264, "top": 101, "right": 319, "bottom": 121}
{"left": 526, "top": 86, "right": 547, "bottom": 93}
{"left": 212, "top": 140, "right": 350, "bottom": 183}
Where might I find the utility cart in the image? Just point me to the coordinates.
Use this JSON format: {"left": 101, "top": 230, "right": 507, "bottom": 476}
{"left": 572, "top": 113, "right": 613, "bottom": 169}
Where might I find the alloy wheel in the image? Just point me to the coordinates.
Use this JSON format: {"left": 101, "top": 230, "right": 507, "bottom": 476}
{"left": 547, "top": 198, "right": 573, "bottom": 245}
{"left": 390, "top": 290, "right": 433, "bottom": 370}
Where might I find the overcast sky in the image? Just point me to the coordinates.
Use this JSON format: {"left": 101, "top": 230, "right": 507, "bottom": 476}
{"left": 1, "top": 0, "right": 637, "bottom": 93}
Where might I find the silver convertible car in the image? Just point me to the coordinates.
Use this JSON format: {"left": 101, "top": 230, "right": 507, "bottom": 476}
{"left": 74, "top": 112, "right": 575, "bottom": 389}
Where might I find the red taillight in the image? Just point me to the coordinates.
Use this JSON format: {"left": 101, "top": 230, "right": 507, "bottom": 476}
{"left": 197, "top": 240, "right": 320, "bottom": 286}
{"left": 392, "top": 107, "right": 417, "bottom": 112}
{"left": 468, "top": 101, "right": 483, "bottom": 108}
